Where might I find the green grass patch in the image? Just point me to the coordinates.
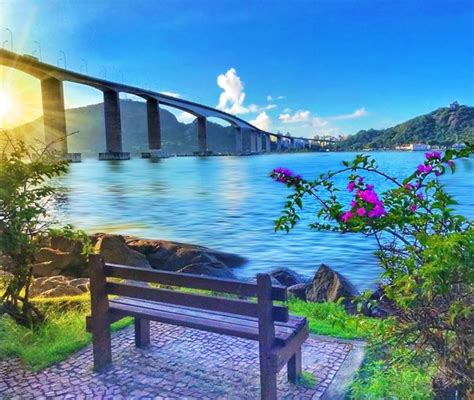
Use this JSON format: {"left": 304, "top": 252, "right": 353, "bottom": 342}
{"left": 0, "top": 295, "right": 132, "bottom": 371}
{"left": 286, "top": 298, "right": 387, "bottom": 339}
{"left": 297, "top": 371, "right": 318, "bottom": 389}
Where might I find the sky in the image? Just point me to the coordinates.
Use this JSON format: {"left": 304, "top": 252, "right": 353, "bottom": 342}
{"left": 0, "top": 0, "right": 473, "bottom": 136}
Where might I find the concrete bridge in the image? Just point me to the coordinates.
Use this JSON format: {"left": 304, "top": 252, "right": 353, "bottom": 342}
{"left": 0, "top": 49, "right": 335, "bottom": 160}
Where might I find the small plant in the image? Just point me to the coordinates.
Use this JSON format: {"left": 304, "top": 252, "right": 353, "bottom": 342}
{"left": 271, "top": 146, "right": 474, "bottom": 398}
{"left": 297, "top": 371, "right": 318, "bottom": 389}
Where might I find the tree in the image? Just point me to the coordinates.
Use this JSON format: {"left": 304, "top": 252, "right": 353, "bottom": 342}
{"left": 0, "top": 132, "right": 69, "bottom": 326}
{"left": 271, "top": 146, "right": 473, "bottom": 398}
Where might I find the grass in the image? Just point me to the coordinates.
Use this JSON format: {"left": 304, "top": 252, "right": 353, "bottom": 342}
{"left": 297, "top": 371, "right": 318, "bottom": 389}
{"left": 0, "top": 293, "right": 132, "bottom": 371}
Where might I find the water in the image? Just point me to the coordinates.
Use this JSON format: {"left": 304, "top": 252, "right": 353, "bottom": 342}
{"left": 57, "top": 152, "right": 474, "bottom": 290}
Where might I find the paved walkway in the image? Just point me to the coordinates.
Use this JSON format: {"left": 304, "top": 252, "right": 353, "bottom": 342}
{"left": 0, "top": 322, "right": 365, "bottom": 399}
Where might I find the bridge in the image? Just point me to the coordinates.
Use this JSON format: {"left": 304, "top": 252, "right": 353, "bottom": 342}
{"left": 0, "top": 49, "right": 336, "bottom": 160}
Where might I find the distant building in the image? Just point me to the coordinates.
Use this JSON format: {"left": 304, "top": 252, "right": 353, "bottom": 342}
{"left": 396, "top": 143, "right": 430, "bottom": 151}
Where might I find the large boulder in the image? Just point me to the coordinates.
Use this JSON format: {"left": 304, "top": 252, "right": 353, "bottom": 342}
{"left": 29, "top": 276, "right": 89, "bottom": 298}
{"left": 306, "top": 264, "right": 359, "bottom": 307}
{"left": 34, "top": 247, "right": 87, "bottom": 277}
{"left": 270, "top": 268, "right": 305, "bottom": 287}
{"left": 125, "top": 237, "right": 246, "bottom": 271}
{"left": 95, "top": 234, "right": 151, "bottom": 269}
{"left": 178, "top": 262, "right": 236, "bottom": 279}
{"left": 288, "top": 283, "right": 310, "bottom": 300}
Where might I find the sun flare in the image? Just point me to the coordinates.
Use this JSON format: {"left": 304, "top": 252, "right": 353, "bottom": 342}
{"left": 0, "top": 91, "right": 13, "bottom": 118}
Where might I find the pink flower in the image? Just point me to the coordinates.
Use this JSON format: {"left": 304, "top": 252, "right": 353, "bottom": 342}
{"left": 425, "top": 151, "right": 441, "bottom": 160}
{"left": 366, "top": 184, "right": 374, "bottom": 191}
{"left": 347, "top": 181, "right": 356, "bottom": 192}
{"left": 417, "top": 164, "right": 425, "bottom": 173}
{"left": 356, "top": 207, "right": 366, "bottom": 217}
{"left": 368, "top": 204, "right": 386, "bottom": 218}
{"left": 424, "top": 165, "right": 432, "bottom": 173}
{"left": 409, "top": 204, "right": 417, "bottom": 213}
{"left": 341, "top": 211, "right": 353, "bottom": 222}
{"left": 447, "top": 160, "right": 455, "bottom": 167}
{"left": 358, "top": 189, "right": 379, "bottom": 204}
{"left": 350, "top": 200, "right": 358, "bottom": 208}
{"left": 404, "top": 183, "right": 414, "bottom": 191}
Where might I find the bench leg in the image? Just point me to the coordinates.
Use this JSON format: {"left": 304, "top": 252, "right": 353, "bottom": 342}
{"left": 259, "top": 354, "right": 278, "bottom": 400}
{"left": 134, "top": 318, "right": 150, "bottom": 348}
{"left": 287, "top": 348, "right": 302, "bottom": 383}
{"left": 92, "top": 322, "right": 112, "bottom": 371}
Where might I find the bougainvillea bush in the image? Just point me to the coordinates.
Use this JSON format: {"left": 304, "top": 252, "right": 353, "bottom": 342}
{"left": 271, "top": 146, "right": 473, "bottom": 398}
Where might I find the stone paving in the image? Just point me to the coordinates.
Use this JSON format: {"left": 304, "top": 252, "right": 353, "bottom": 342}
{"left": 0, "top": 322, "right": 363, "bottom": 399}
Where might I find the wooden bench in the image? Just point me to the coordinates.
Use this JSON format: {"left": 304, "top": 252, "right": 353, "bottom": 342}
{"left": 87, "top": 254, "right": 309, "bottom": 400}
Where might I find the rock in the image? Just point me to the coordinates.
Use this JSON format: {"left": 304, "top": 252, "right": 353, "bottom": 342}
{"left": 178, "top": 262, "right": 237, "bottom": 279}
{"left": 29, "top": 276, "right": 89, "bottom": 298}
{"left": 95, "top": 234, "right": 151, "bottom": 269}
{"left": 125, "top": 237, "right": 246, "bottom": 271}
{"left": 50, "top": 236, "right": 84, "bottom": 254}
{"left": 306, "top": 264, "right": 359, "bottom": 306}
{"left": 288, "top": 283, "right": 310, "bottom": 300}
{"left": 270, "top": 268, "right": 305, "bottom": 287}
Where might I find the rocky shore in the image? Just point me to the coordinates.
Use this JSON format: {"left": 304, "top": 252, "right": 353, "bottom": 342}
{"left": 1, "top": 233, "right": 394, "bottom": 317}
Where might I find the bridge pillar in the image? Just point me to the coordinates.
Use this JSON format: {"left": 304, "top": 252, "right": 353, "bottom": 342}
{"left": 41, "top": 77, "right": 68, "bottom": 156}
{"left": 100, "top": 90, "right": 129, "bottom": 160}
{"left": 250, "top": 130, "right": 257, "bottom": 153}
{"left": 256, "top": 132, "right": 263, "bottom": 153}
{"left": 235, "top": 127, "right": 243, "bottom": 154}
{"left": 197, "top": 116, "right": 209, "bottom": 155}
{"left": 264, "top": 134, "right": 271, "bottom": 152}
{"left": 289, "top": 138, "right": 295, "bottom": 150}
{"left": 276, "top": 137, "right": 283, "bottom": 151}
{"left": 141, "top": 98, "right": 164, "bottom": 159}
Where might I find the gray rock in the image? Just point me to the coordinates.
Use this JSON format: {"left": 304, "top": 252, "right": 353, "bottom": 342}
{"left": 30, "top": 276, "right": 89, "bottom": 298}
{"left": 178, "top": 262, "right": 236, "bottom": 279}
{"left": 95, "top": 234, "right": 151, "bottom": 269}
{"left": 288, "top": 283, "right": 310, "bottom": 300}
{"left": 270, "top": 267, "right": 305, "bottom": 287}
{"left": 306, "top": 264, "right": 359, "bottom": 306}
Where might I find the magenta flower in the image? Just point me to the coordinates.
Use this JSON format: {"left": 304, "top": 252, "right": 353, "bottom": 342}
{"left": 350, "top": 200, "right": 358, "bottom": 208}
{"left": 447, "top": 160, "right": 455, "bottom": 167}
{"left": 417, "top": 193, "right": 424, "bottom": 200}
{"left": 405, "top": 183, "right": 414, "bottom": 191}
{"left": 415, "top": 180, "right": 422, "bottom": 189}
{"left": 366, "top": 184, "right": 374, "bottom": 191}
{"left": 347, "top": 181, "right": 356, "bottom": 192}
{"left": 424, "top": 165, "right": 432, "bottom": 173}
{"left": 358, "top": 189, "right": 379, "bottom": 204}
{"left": 358, "top": 177, "right": 364, "bottom": 184}
{"left": 409, "top": 204, "right": 417, "bottom": 213}
{"left": 368, "top": 204, "right": 386, "bottom": 218}
{"left": 417, "top": 164, "right": 425, "bottom": 173}
{"left": 341, "top": 211, "right": 353, "bottom": 222}
{"left": 356, "top": 207, "right": 367, "bottom": 217}
{"left": 435, "top": 170, "right": 442, "bottom": 177}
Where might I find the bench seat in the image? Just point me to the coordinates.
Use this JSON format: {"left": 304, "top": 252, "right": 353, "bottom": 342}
{"left": 109, "top": 297, "right": 307, "bottom": 346}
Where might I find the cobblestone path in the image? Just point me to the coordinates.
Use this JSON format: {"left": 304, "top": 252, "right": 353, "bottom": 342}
{"left": 0, "top": 322, "right": 364, "bottom": 399}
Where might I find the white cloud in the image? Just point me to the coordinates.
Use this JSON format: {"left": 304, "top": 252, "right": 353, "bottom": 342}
{"left": 277, "top": 95, "right": 285, "bottom": 100}
{"left": 251, "top": 112, "right": 271, "bottom": 131}
{"left": 328, "top": 107, "right": 367, "bottom": 121}
{"left": 177, "top": 111, "right": 196, "bottom": 123}
{"left": 283, "top": 107, "right": 292, "bottom": 113}
{"left": 267, "top": 95, "right": 284, "bottom": 101}
{"left": 248, "top": 103, "right": 277, "bottom": 112}
{"left": 279, "top": 110, "right": 311, "bottom": 123}
{"left": 162, "top": 91, "right": 180, "bottom": 98}
{"left": 266, "top": 95, "right": 273, "bottom": 101}
{"left": 311, "top": 117, "right": 328, "bottom": 128}
{"left": 216, "top": 68, "right": 248, "bottom": 114}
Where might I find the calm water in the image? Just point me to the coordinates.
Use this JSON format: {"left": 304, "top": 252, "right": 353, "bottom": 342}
{"left": 57, "top": 152, "right": 474, "bottom": 290}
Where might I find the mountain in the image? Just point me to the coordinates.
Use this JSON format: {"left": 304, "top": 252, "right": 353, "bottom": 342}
{"left": 340, "top": 104, "right": 474, "bottom": 150}
{"left": 8, "top": 99, "right": 237, "bottom": 156}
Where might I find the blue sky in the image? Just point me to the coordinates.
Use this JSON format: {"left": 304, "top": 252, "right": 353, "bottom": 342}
{"left": 1, "top": 0, "right": 473, "bottom": 136}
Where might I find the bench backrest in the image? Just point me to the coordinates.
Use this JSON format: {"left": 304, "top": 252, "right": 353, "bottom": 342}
{"left": 89, "top": 254, "right": 289, "bottom": 324}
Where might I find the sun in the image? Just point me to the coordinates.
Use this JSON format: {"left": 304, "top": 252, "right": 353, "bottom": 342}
{"left": 0, "top": 91, "right": 13, "bottom": 118}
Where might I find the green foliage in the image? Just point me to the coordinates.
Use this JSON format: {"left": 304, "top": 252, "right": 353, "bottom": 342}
{"left": 339, "top": 105, "right": 474, "bottom": 150}
{"left": 297, "top": 371, "right": 318, "bottom": 389}
{"left": 287, "top": 299, "right": 387, "bottom": 339}
{"left": 0, "top": 294, "right": 131, "bottom": 370}
{"left": 350, "top": 351, "right": 434, "bottom": 399}
{"left": 271, "top": 146, "right": 474, "bottom": 397}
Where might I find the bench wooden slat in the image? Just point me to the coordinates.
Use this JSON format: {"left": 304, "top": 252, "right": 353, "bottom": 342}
{"left": 111, "top": 298, "right": 303, "bottom": 340}
{"left": 108, "top": 299, "right": 306, "bottom": 345}
{"left": 104, "top": 263, "right": 287, "bottom": 301}
{"left": 107, "top": 282, "right": 289, "bottom": 322}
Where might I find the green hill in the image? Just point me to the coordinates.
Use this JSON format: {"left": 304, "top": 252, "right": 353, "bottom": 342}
{"left": 341, "top": 104, "right": 474, "bottom": 150}
{"left": 8, "top": 99, "right": 237, "bottom": 156}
